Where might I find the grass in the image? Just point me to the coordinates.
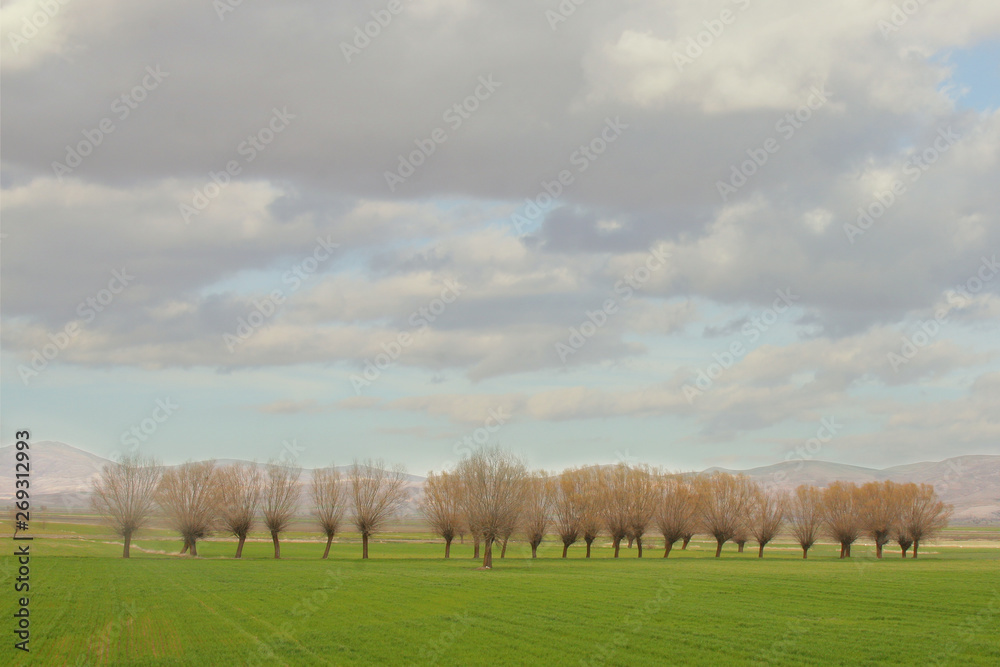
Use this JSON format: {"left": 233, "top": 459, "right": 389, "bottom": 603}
{"left": 2, "top": 527, "right": 998, "bottom": 666}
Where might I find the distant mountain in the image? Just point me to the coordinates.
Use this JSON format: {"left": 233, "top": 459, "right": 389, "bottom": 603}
{"left": 2, "top": 442, "right": 997, "bottom": 524}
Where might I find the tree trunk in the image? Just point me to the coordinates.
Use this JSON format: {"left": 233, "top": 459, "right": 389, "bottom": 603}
{"left": 900, "top": 546, "right": 907, "bottom": 558}
{"left": 322, "top": 535, "right": 333, "bottom": 559}
{"left": 236, "top": 535, "right": 246, "bottom": 559}
{"left": 190, "top": 539, "right": 198, "bottom": 557}
{"left": 362, "top": 533, "right": 369, "bottom": 559}
{"left": 875, "top": 543, "right": 883, "bottom": 559}
{"left": 562, "top": 543, "right": 569, "bottom": 558}
{"left": 802, "top": 545, "right": 809, "bottom": 559}
{"left": 912, "top": 540, "right": 919, "bottom": 559}
{"left": 500, "top": 538, "right": 508, "bottom": 559}
{"left": 715, "top": 538, "right": 724, "bottom": 558}
{"left": 474, "top": 536, "right": 480, "bottom": 559}
{"left": 682, "top": 535, "right": 691, "bottom": 550}
{"left": 757, "top": 544, "right": 765, "bottom": 558}
{"left": 531, "top": 543, "right": 538, "bottom": 559}
{"left": 123, "top": 533, "right": 132, "bottom": 559}
{"left": 846, "top": 543, "right": 852, "bottom": 557}
{"left": 271, "top": 530, "right": 281, "bottom": 559}
{"left": 627, "top": 536, "right": 633, "bottom": 548}
{"left": 180, "top": 540, "right": 189, "bottom": 555}
{"left": 613, "top": 538, "right": 621, "bottom": 558}
{"left": 636, "top": 536, "right": 643, "bottom": 558}
{"left": 585, "top": 538, "right": 593, "bottom": 558}
{"left": 444, "top": 537, "right": 452, "bottom": 559}
{"left": 663, "top": 541, "right": 673, "bottom": 558}
{"left": 737, "top": 542, "right": 745, "bottom": 553}
{"left": 483, "top": 537, "right": 493, "bottom": 568}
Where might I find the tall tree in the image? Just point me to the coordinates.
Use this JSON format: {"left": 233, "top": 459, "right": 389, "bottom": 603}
{"left": 696, "top": 473, "right": 755, "bottom": 557}
{"left": 899, "top": 483, "right": 952, "bottom": 558}
{"left": 823, "top": 481, "right": 862, "bottom": 558}
{"left": 748, "top": 487, "right": 785, "bottom": 558}
{"left": 626, "top": 465, "right": 660, "bottom": 558}
{"left": 456, "top": 446, "right": 527, "bottom": 569}
{"left": 312, "top": 466, "right": 346, "bottom": 559}
{"left": 91, "top": 454, "right": 161, "bottom": 558}
{"left": 576, "top": 467, "right": 603, "bottom": 558}
{"left": 522, "top": 472, "right": 555, "bottom": 559}
{"left": 554, "top": 468, "right": 585, "bottom": 558}
{"left": 786, "top": 484, "right": 823, "bottom": 558}
{"left": 157, "top": 461, "right": 218, "bottom": 557}
{"left": 655, "top": 475, "right": 699, "bottom": 558}
{"left": 262, "top": 462, "right": 301, "bottom": 559}
{"left": 859, "top": 481, "right": 903, "bottom": 559}
{"left": 598, "top": 464, "right": 632, "bottom": 558}
{"left": 349, "top": 459, "right": 409, "bottom": 559}
{"left": 217, "top": 462, "right": 262, "bottom": 558}
{"left": 421, "top": 470, "right": 464, "bottom": 558}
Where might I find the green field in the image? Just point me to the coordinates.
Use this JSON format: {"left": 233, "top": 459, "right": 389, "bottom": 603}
{"left": 2, "top": 526, "right": 998, "bottom": 666}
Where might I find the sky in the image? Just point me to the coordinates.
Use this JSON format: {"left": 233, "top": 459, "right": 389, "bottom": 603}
{"left": 1, "top": 0, "right": 998, "bottom": 476}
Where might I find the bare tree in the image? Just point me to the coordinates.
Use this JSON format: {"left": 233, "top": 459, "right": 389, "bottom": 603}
{"left": 421, "top": 470, "right": 464, "bottom": 558}
{"left": 748, "top": 487, "right": 785, "bottom": 558}
{"left": 786, "top": 484, "right": 823, "bottom": 558}
{"left": 262, "top": 462, "right": 301, "bottom": 559}
{"left": 574, "top": 466, "right": 603, "bottom": 558}
{"left": 456, "top": 446, "right": 527, "bottom": 569}
{"left": 349, "top": 459, "right": 409, "bottom": 559}
{"left": 157, "top": 461, "right": 218, "bottom": 557}
{"left": 626, "top": 465, "right": 659, "bottom": 558}
{"left": 899, "top": 482, "right": 952, "bottom": 558}
{"left": 655, "top": 475, "right": 699, "bottom": 558}
{"left": 859, "top": 480, "right": 902, "bottom": 559}
{"left": 312, "top": 466, "right": 346, "bottom": 559}
{"left": 217, "top": 462, "right": 262, "bottom": 558}
{"left": 599, "top": 464, "right": 632, "bottom": 558}
{"left": 554, "top": 468, "right": 586, "bottom": 557}
{"left": 521, "top": 472, "right": 555, "bottom": 558}
{"left": 823, "top": 481, "right": 862, "bottom": 558}
{"left": 91, "top": 454, "right": 161, "bottom": 558}
{"left": 696, "top": 473, "right": 755, "bottom": 557}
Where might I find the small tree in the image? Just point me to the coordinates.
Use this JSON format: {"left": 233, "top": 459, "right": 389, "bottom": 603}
{"left": 859, "top": 480, "right": 903, "bottom": 559}
{"left": 157, "top": 461, "right": 218, "bottom": 557}
{"left": 262, "top": 462, "right": 301, "bottom": 559}
{"left": 900, "top": 483, "right": 951, "bottom": 558}
{"left": 823, "top": 481, "right": 862, "bottom": 558}
{"left": 522, "top": 472, "right": 555, "bottom": 559}
{"left": 91, "top": 454, "right": 161, "bottom": 558}
{"left": 575, "top": 467, "right": 603, "bottom": 558}
{"left": 312, "top": 466, "right": 346, "bottom": 559}
{"left": 787, "top": 484, "right": 823, "bottom": 558}
{"left": 655, "top": 475, "right": 699, "bottom": 558}
{"left": 696, "top": 473, "right": 755, "bottom": 557}
{"left": 217, "top": 462, "right": 262, "bottom": 558}
{"left": 554, "top": 468, "right": 585, "bottom": 558}
{"left": 748, "top": 487, "right": 785, "bottom": 558}
{"left": 421, "top": 470, "right": 464, "bottom": 558}
{"left": 895, "top": 528, "right": 914, "bottom": 558}
{"left": 599, "top": 464, "right": 632, "bottom": 558}
{"left": 457, "top": 446, "right": 527, "bottom": 569}
{"left": 349, "top": 459, "right": 408, "bottom": 559}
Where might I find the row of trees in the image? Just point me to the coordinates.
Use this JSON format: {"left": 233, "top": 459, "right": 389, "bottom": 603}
{"left": 421, "top": 449, "right": 953, "bottom": 567}
{"left": 92, "top": 455, "right": 408, "bottom": 559}
{"left": 92, "top": 449, "right": 952, "bottom": 567}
